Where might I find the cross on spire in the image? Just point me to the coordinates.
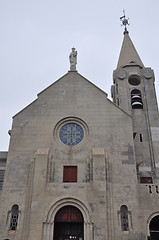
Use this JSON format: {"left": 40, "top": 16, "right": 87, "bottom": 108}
{"left": 120, "top": 10, "right": 130, "bottom": 34}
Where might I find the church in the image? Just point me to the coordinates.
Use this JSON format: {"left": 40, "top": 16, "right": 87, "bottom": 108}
{"left": 0, "top": 19, "right": 159, "bottom": 240}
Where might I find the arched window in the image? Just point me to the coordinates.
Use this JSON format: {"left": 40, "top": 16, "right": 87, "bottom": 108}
{"left": 131, "top": 89, "right": 143, "bottom": 109}
{"left": 53, "top": 206, "right": 84, "bottom": 240}
{"left": 120, "top": 205, "right": 129, "bottom": 231}
{"left": 149, "top": 215, "right": 159, "bottom": 239}
{"left": 10, "top": 204, "right": 19, "bottom": 231}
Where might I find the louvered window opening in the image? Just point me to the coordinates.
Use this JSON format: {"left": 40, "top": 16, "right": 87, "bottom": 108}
{"left": 131, "top": 89, "right": 143, "bottom": 109}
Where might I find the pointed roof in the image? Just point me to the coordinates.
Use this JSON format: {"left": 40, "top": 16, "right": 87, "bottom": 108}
{"left": 117, "top": 32, "right": 144, "bottom": 68}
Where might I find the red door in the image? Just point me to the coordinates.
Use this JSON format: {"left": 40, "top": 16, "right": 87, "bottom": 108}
{"left": 53, "top": 206, "right": 84, "bottom": 240}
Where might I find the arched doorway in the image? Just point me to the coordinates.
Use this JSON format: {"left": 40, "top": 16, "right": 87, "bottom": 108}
{"left": 149, "top": 215, "right": 159, "bottom": 240}
{"left": 53, "top": 205, "right": 84, "bottom": 240}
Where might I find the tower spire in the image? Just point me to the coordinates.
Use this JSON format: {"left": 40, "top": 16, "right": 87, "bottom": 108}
{"left": 117, "top": 12, "right": 144, "bottom": 68}
{"left": 117, "top": 34, "right": 144, "bottom": 68}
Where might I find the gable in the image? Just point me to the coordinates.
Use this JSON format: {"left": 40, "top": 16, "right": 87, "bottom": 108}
{"left": 10, "top": 71, "right": 132, "bottom": 155}
{"left": 38, "top": 71, "right": 108, "bottom": 98}
{"left": 13, "top": 71, "right": 130, "bottom": 121}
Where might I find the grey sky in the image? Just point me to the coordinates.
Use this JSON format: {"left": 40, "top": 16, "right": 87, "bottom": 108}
{"left": 1, "top": 0, "right": 159, "bottom": 150}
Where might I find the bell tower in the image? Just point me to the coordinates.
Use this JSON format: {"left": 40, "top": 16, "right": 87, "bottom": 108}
{"left": 111, "top": 14, "right": 159, "bottom": 181}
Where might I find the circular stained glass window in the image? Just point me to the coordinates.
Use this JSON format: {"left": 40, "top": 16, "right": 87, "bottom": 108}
{"left": 59, "top": 123, "right": 84, "bottom": 146}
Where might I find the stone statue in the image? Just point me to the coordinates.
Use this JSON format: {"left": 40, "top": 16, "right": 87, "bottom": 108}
{"left": 69, "top": 47, "right": 77, "bottom": 71}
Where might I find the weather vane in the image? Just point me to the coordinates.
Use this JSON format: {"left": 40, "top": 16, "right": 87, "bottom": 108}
{"left": 120, "top": 10, "right": 130, "bottom": 34}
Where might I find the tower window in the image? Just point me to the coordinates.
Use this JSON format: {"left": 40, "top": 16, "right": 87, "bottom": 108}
{"left": 128, "top": 75, "right": 140, "bottom": 86}
{"left": 131, "top": 89, "right": 143, "bottom": 109}
{"left": 120, "top": 205, "right": 129, "bottom": 231}
{"left": 63, "top": 166, "right": 77, "bottom": 182}
{"left": 10, "top": 204, "right": 19, "bottom": 231}
{"left": 133, "top": 132, "right": 137, "bottom": 139}
{"left": 0, "top": 170, "right": 5, "bottom": 190}
{"left": 139, "top": 133, "right": 143, "bottom": 142}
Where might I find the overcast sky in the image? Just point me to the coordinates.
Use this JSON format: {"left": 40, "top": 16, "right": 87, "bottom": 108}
{"left": 1, "top": 0, "right": 159, "bottom": 151}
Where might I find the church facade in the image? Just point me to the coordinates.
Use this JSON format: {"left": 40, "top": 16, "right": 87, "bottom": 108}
{"left": 0, "top": 29, "right": 159, "bottom": 240}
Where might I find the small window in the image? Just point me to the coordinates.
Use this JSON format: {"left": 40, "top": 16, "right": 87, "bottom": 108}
{"left": 139, "top": 133, "right": 143, "bottom": 142}
{"left": 10, "top": 205, "right": 19, "bottom": 231}
{"left": 0, "top": 170, "right": 5, "bottom": 190}
{"left": 120, "top": 205, "right": 129, "bottom": 231}
{"left": 140, "top": 177, "right": 153, "bottom": 184}
{"left": 133, "top": 132, "right": 137, "bottom": 139}
{"left": 63, "top": 166, "right": 77, "bottom": 182}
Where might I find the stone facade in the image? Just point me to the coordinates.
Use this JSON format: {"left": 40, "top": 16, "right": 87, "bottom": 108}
{"left": 0, "top": 32, "right": 159, "bottom": 240}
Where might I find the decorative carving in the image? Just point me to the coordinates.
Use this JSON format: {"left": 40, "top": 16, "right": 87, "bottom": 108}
{"left": 117, "top": 68, "right": 126, "bottom": 80}
{"left": 143, "top": 68, "right": 152, "bottom": 79}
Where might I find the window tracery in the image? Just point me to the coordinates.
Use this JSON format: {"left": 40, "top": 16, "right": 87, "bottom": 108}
{"left": 120, "top": 205, "right": 129, "bottom": 231}
{"left": 10, "top": 204, "right": 19, "bottom": 231}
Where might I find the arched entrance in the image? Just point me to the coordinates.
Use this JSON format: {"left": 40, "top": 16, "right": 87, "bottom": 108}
{"left": 53, "top": 205, "right": 84, "bottom": 240}
{"left": 149, "top": 215, "right": 159, "bottom": 240}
